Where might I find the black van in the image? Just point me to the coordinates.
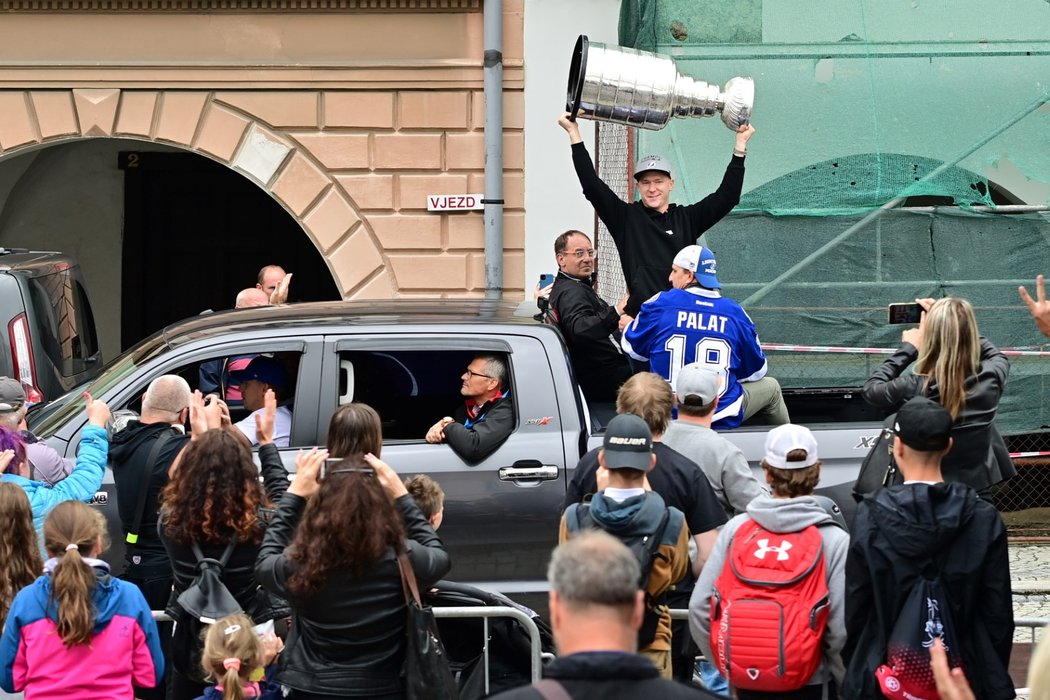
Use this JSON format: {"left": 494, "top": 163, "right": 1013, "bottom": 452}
{"left": 0, "top": 248, "right": 102, "bottom": 403}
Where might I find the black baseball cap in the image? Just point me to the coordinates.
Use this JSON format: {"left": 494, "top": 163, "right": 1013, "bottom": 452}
{"left": 894, "top": 396, "right": 952, "bottom": 452}
{"left": 601, "top": 414, "right": 653, "bottom": 470}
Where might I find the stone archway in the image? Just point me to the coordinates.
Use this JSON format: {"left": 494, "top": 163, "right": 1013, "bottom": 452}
{"left": 0, "top": 88, "right": 395, "bottom": 298}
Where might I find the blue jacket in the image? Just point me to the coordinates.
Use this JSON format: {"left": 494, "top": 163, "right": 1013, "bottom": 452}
{"left": 0, "top": 424, "right": 108, "bottom": 533}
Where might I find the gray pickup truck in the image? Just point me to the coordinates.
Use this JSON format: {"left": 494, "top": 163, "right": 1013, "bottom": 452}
{"left": 27, "top": 300, "right": 884, "bottom": 595}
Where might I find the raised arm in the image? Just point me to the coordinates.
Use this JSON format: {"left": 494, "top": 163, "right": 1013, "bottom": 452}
{"left": 559, "top": 112, "right": 629, "bottom": 228}
{"left": 681, "top": 124, "right": 753, "bottom": 241}
{"left": 1019, "top": 274, "right": 1050, "bottom": 338}
{"left": 49, "top": 395, "right": 111, "bottom": 506}
{"left": 861, "top": 343, "right": 921, "bottom": 409}
{"left": 368, "top": 453, "right": 450, "bottom": 586}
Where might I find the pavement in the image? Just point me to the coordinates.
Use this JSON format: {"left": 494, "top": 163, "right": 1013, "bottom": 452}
{"left": 1011, "top": 543, "right": 1050, "bottom": 644}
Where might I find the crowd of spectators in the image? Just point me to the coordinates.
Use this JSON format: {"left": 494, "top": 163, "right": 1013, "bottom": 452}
{"left": 0, "top": 244, "right": 1048, "bottom": 698}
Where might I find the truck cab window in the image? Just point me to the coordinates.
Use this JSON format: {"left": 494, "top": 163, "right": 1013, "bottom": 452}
{"left": 337, "top": 350, "right": 515, "bottom": 441}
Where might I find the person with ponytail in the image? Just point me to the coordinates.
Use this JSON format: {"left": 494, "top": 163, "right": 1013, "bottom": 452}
{"left": 0, "top": 500, "right": 164, "bottom": 699}
{"left": 193, "top": 613, "right": 283, "bottom": 700}
{"left": 862, "top": 296, "right": 1012, "bottom": 492}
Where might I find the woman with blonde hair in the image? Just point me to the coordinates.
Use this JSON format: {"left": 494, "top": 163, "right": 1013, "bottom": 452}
{"left": 0, "top": 500, "right": 163, "bottom": 699}
{"left": 863, "top": 296, "right": 1011, "bottom": 491}
{"left": 194, "top": 613, "right": 283, "bottom": 700}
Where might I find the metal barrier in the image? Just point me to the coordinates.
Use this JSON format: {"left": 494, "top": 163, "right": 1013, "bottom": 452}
{"left": 150, "top": 609, "right": 1044, "bottom": 696}
{"left": 152, "top": 606, "right": 547, "bottom": 697}
{"left": 433, "top": 606, "right": 546, "bottom": 693}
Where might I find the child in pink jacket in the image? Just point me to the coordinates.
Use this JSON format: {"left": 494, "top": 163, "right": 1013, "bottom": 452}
{"left": 0, "top": 500, "right": 164, "bottom": 699}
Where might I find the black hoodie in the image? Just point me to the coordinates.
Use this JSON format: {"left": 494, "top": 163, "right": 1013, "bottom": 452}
{"left": 842, "top": 482, "right": 1014, "bottom": 700}
{"left": 108, "top": 420, "right": 189, "bottom": 568}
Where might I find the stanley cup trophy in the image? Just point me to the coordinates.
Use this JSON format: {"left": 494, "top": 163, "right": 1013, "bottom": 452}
{"left": 566, "top": 35, "right": 754, "bottom": 131}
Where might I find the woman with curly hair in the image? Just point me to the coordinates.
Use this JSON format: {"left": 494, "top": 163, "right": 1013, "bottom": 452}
{"left": 862, "top": 296, "right": 1011, "bottom": 491}
{"left": 255, "top": 403, "right": 451, "bottom": 700}
{"left": 0, "top": 500, "right": 163, "bottom": 699}
{"left": 160, "top": 391, "right": 290, "bottom": 700}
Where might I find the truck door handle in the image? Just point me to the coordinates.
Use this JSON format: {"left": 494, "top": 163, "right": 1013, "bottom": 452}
{"left": 499, "top": 462, "right": 559, "bottom": 481}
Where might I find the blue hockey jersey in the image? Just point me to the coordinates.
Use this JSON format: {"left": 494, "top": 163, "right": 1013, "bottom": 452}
{"left": 622, "top": 287, "right": 768, "bottom": 429}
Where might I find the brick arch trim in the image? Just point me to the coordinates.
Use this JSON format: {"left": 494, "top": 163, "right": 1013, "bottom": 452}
{"left": 0, "top": 88, "right": 394, "bottom": 298}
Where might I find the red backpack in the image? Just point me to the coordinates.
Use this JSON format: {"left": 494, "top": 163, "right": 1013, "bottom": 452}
{"left": 709, "top": 518, "right": 830, "bottom": 692}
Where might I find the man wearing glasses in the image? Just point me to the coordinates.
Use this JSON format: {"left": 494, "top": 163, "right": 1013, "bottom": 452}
{"left": 549, "top": 230, "right": 632, "bottom": 404}
{"left": 425, "top": 354, "right": 514, "bottom": 463}
{"left": 558, "top": 112, "right": 754, "bottom": 320}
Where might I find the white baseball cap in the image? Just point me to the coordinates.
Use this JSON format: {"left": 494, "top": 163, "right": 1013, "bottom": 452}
{"left": 763, "top": 424, "right": 819, "bottom": 469}
{"left": 672, "top": 245, "right": 720, "bottom": 290}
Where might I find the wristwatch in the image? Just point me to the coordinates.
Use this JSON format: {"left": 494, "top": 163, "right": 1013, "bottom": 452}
{"left": 442, "top": 416, "right": 454, "bottom": 425}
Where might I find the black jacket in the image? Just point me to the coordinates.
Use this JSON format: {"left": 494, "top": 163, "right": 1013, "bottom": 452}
{"left": 109, "top": 420, "right": 190, "bottom": 568}
{"left": 549, "top": 271, "right": 632, "bottom": 402}
{"left": 565, "top": 443, "right": 727, "bottom": 538}
{"left": 842, "top": 482, "right": 1013, "bottom": 700}
{"left": 861, "top": 338, "right": 1010, "bottom": 490}
{"left": 570, "top": 142, "right": 745, "bottom": 316}
{"left": 489, "top": 651, "right": 720, "bottom": 699}
{"left": 444, "top": 394, "right": 514, "bottom": 463}
{"left": 254, "top": 491, "right": 451, "bottom": 698}
{"left": 160, "top": 442, "right": 291, "bottom": 624}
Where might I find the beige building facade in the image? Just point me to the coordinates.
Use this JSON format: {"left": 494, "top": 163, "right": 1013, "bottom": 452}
{"left": 0, "top": 0, "right": 527, "bottom": 355}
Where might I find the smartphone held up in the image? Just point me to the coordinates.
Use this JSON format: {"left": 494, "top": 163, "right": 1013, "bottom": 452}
{"left": 888, "top": 302, "right": 923, "bottom": 325}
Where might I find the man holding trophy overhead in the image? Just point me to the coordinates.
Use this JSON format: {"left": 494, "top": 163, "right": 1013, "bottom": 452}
{"left": 560, "top": 35, "right": 756, "bottom": 326}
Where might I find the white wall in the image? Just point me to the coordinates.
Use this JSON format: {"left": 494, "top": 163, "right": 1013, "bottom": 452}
{"left": 522, "top": 0, "right": 619, "bottom": 301}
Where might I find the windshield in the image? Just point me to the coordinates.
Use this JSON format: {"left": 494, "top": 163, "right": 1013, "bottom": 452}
{"left": 29, "top": 336, "right": 165, "bottom": 437}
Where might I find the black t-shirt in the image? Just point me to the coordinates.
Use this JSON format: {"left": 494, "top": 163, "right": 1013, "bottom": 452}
{"left": 565, "top": 442, "right": 727, "bottom": 536}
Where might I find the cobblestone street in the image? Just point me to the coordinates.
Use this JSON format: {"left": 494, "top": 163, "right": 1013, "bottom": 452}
{"left": 1012, "top": 543, "right": 1050, "bottom": 644}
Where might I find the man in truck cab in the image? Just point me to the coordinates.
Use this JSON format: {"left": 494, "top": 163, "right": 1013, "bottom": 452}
{"left": 425, "top": 353, "right": 514, "bottom": 463}
{"left": 623, "top": 244, "right": 789, "bottom": 430}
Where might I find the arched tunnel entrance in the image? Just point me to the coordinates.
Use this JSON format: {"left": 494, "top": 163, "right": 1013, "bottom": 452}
{"left": 0, "top": 139, "right": 341, "bottom": 359}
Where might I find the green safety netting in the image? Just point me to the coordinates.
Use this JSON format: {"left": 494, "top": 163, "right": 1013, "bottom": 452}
{"left": 605, "top": 0, "right": 1050, "bottom": 436}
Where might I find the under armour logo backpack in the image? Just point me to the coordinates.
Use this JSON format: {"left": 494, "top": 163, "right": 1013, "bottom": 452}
{"left": 709, "top": 518, "right": 830, "bottom": 692}
{"left": 753, "top": 538, "right": 793, "bottom": 561}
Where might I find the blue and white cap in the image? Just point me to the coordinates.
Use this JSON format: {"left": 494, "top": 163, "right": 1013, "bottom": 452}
{"left": 673, "top": 245, "right": 720, "bottom": 289}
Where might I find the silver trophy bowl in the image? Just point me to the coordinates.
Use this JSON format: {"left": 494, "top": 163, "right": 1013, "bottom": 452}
{"left": 566, "top": 35, "right": 754, "bottom": 131}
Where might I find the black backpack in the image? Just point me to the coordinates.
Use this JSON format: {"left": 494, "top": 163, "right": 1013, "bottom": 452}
{"left": 875, "top": 570, "right": 963, "bottom": 700}
{"left": 167, "top": 541, "right": 243, "bottom": 681}
{"left": 569, "top": 503, "right": 671, "bottom": 647}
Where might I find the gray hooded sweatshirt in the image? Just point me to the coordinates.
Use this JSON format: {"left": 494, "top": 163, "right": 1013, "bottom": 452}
{"left": 688, "top": 494, "right": 849, "bottom": 688}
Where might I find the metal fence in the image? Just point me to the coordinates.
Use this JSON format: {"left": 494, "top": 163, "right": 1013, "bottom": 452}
{"left": 153, "top": 607, "right": 548, "bottom": 697}
{"left": 594, "top": 120, "right": 631, "bottom": 307}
